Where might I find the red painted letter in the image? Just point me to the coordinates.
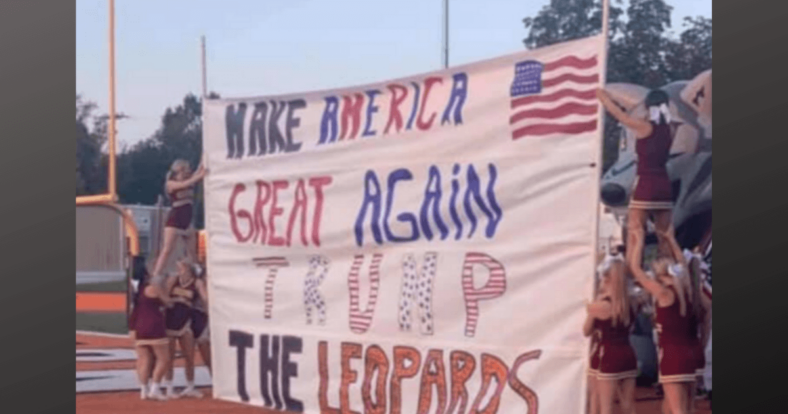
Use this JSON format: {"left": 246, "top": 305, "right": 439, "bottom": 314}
{"left": 229, "top": 183, "right": 254, "bottom": 243}
{"left": 267, "top": 180, "right": 289, "bottom": 246}
{"left": 286, "top": 179, "right": 309, "bottom": 247}
{"left": 308, "top": 176, "right": 333, "bottom": 247}
{"left": 416, "top": 77, "right": 443, "bottom": 131}
{"left": 384, "top": 84, "right": 409, "bottom": 135}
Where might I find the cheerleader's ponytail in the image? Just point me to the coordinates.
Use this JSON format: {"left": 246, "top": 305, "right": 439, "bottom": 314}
{"left": 645, "top": 89, "right": 671, "bottom": 125}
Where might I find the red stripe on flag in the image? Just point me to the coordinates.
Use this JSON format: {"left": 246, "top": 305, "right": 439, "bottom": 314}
{"left": 542, "top": 73, "right": 599, "bottom": 89}
{"left": 512, "top": 120, "right": 598, "bottom": 139}
{"left": 510, "top": 102, "right": 598, "bottom": 124}
{"left": 543, "top": 55, "right": 598, "bottom": 72}
{"left": 511, "top": 88, "right": 596, "bottom": 109}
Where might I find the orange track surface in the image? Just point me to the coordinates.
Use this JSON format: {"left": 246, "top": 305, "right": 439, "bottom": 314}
{"left": 76, "top": 384, "right": 711, "bottom": 414}
{"left": 77, "top": 293, "right": 127, "bottom": 312}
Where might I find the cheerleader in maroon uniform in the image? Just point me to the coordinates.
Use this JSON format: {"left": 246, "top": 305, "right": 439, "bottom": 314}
{"left": 191, "top": 262, "right": 211, "bottom": 374}
{"left": 685, "top": 249, "right": 712, "bottom": 413}
{"left": 584, "top": 259, "right": 605, "bottom": 414}
{"left": 630, "top": 227, "right": 701, "bottom": 414}
{"left": 596, "top": 88, "right": 680, "bottom": 281}
{"left": 586, "top": 254, "right": 638, "bottom": 414}
{"left": 129, "top": 256, "right": 172, "bottom": 401}
{"left": 163, "top": 259, "right": 207, "bottom": 398}
{"left": 150, "top": 158, "right": 207, "bottom": 281}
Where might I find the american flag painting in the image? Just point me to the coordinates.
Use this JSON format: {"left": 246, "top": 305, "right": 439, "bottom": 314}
{"left": 509, "top": 54, "right": 601, "bottom": 140}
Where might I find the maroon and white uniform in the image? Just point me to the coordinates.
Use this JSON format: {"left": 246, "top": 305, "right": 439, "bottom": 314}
{"left": 165, "top": 186, "right": 194, "bottom": 230}
{"left": 655, "top": 286, "right": 702, "bottom": 383}
{"left": 165, "top": 277, "right": 197, "bottom": 337}
{"left": 695, "top": 275, "right": 712, "bottom": 377}
{"left": 129, "top": 281, "right": 168, "bottom": 346}
{"left": 191, "top": 293, "right": 209, "bottom": 343}
{"left": 692, "top": 311, "right": 706, "bottom": 377}
{"left": 588, "top": 328, "right": 602, "bottom": 377}
{"left": 597, "top": 301, "right": 638, "bottom": 380}
{"left": 630, "top": 121, "right": 673, "bottom": 210}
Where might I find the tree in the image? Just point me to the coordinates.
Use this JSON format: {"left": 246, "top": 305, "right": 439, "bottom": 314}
{"left": 76, "top": 95, "right": 129, "bottom": 196}
{"left": 522, "top": 0, "right": 711, "bottom": 171}
{"left": 664, "top": 16, "right": 712, "bottom": 81}
{"left": 523, "top": 0, "right": 625, "bottom": 49}
{"left": 76, "top": 95, "right": 106, "bottom": 195}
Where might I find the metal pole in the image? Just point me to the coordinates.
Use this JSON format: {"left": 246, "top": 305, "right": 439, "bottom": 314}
{"left": 108, "top": 0, "right": 117, "bottom": 200}
{"left": 582, "top": 3, "right": 612, "bottom": 413}
{"left": 442, "top": 0, "right": 449, "bottom": 69}
{"left": 201, "top": 35, "right": 208, "bottom": 98}
{"left": 590, "top": 0, "right": 612, "bottom": 291}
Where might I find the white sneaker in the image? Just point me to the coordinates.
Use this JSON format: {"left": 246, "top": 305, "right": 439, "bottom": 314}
{"left": 179, "top": 387, "right": 203, "bottom": 398}
{"left": 147, "top": 389, "right": 168, "bottom": 401}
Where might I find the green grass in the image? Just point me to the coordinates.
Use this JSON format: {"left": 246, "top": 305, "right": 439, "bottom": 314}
{"left": 76, "top": 312, "right": 128, "bottom": 334}
{"left": 76, "top": 280, "right": 127, "bottom": 293}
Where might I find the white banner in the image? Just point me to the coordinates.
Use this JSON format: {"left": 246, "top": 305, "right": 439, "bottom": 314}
{"left": 203, "top": 34, "right": 606, "bottom": 414}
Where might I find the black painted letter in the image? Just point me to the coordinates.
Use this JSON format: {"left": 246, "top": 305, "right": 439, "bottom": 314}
{"left": 225, "top": 103, "right": 247, "bottom": 158}
{"left": 260, "top": 334, "right": 283, "bottom": 409}
{"left": 282, "top": 336, "right": 305, "bottom": 412}
{"left": 229, "top": 330, "right": 254, "bottom": 402}
{"left": 285, "top": 99, "right": 306, "bottom": 153}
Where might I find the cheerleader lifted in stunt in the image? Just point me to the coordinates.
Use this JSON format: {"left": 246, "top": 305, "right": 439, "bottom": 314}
{"left": 150, "top": 158, "right": 208, "bottom": 282}
{"left": 596, "top": 88, "right": 680, "bottom": 278}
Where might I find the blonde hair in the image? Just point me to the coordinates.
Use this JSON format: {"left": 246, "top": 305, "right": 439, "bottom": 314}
{"left": 651, "top": 256, "right": 687, "bottom": 317}
{"left": 168, "top": 159, "right": 190, "bottom": 180}
{"left": 165, "top": 159, "right": 191, "bottom": 198}
{"left": 606, "top": 260, "right": 631, "bottom": 327}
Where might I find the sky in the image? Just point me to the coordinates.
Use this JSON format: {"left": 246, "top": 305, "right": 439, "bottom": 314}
{"left": 76, "top": 0, "right": 711, "bottom": 147}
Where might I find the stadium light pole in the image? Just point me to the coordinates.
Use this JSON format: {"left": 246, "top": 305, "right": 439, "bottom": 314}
{"left": 442, "top": 0, "right": 449, "bottom": 69}
{"left": 201, "top": 35, "right": 208, "bottom": 98}
{"left": 107, "top": 0, "right": 118, "bottom": 200}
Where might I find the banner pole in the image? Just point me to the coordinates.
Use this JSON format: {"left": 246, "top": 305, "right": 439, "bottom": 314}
{"left": 592, "top": 0, "right": 611, "bottom": 284}
{"left": 584, "top": 1, "right": 610, "bottom": 412}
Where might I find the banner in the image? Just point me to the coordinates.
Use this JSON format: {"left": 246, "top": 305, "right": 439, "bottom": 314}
{"left": 203, "top": 34, "right": 606, "bottom": 414}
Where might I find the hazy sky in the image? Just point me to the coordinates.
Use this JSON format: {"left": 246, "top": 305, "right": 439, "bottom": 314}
{"left": 76, "top": 0, "right": 711, "bottom": 147}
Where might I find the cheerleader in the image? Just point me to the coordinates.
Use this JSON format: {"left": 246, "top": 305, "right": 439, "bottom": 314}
{"left": 584, "top": 273, "right": 605, "bottom": 414}
{"left": 163, "top": 258, "right": 207, "bottom": 398}
{"left": 685, "top": 249, "right": 712, "bottom": 413}
{"left": 585, "top": 253, "right": 638, "bottom": 414}
{"left": 629, "top": 227, "right": 701, "bottom": 414}
{"left": 128, "top": 256, "right": 172, "bottom": 401}
{"left": 191, "top": 262, "right": 211, "bottom": 374}
{"left": 697, "top": 254, "right": 712, "bottom": 409}
{"left": 150, "top": 159, "right": 208, "bottom": 282}
{"left": 596, "top": 89, "right": 680, "bottom": 281}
